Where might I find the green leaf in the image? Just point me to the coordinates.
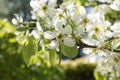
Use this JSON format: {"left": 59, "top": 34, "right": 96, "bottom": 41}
{"left": 80, "top": 0, "right": 87, "bottom": 6}
{"left": 117, "top": 45, "right": 120, "bottom": 49}
{"left": 22, "top": 36, "right": 37, "bottom": 66}
{"left": 94, "top": 71, "right": 100, "bottom": 80}
{"left": 60, "top": 42, "right": 78, "bottom": 58}
{"left": 49, "top": 49, "right": 56, "bottom": 66}
{"left": 16, "top": 27, "right": 28, "bottom": 31}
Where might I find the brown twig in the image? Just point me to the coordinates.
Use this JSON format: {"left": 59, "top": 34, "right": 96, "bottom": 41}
{"left": 77, "top": 40, "right": 97, "bottom": 48}
{"left": 86, "top": 0, "right": 110, "bottom": 8}
{"left": 95, "top": 1, "right": 110, "bottom": 5}
{"left": 77, "top": 40, "right": 120, "bottom": 53}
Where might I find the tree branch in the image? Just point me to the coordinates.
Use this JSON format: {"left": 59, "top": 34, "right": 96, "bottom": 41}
{"left": 77, "top": 40, "right": 97, "bottom": 48}
{"left": 77, "top": 40, "right": 120, "bottom": 53}
{"left": 95, "top": 1, "right": 110, "bottom": 5}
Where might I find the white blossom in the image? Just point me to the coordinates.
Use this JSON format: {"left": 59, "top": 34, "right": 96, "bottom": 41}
{"left": 76, "top": 25, "right": 85, "bottom": 35}
{"left": 31, "top": 30, "right": 40, "bottom": 39}
{"left": 31, "top": 22, "right": 43, "bottom": 39}
{"left": 110, "top": 22, "right": 120, "bottom": 32}
{"left": 79, "top": 6, "right": 86, "bottom": 17}
{"left": 14, "top": 0, "right": 120, "bottom": 78}
{"left": 44, "top": 24, "right": 75, "bottom": 48}
{"left": 44, "top": 31, "right": 56, "bottom": 39}
{"left": 110, "top": 22, "right": 120, "bottom": 37}
{"left": 112, "top": 40, "right": 120, "bottom": 49}
{"left": 12, "top": 14, "right": 23, "bottom": 25}
{"left": 110, "top": 0, "right": 120, "bottom": 11}
{"left": 63, "top": 25, "right": 72, "bottom": 35}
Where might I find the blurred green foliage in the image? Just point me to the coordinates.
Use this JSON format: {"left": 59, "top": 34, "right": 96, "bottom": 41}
{"left": 62, "top": 57, "right": 96, "bottom": 80}
{"left": 94, "top": 71, "right": 108, "bottom": 80}
{"left": 0, "top": 0, "right": 98, "bottom": 79}
{"left": 0, "top": 19, "right": 96, "bottom": 80}
{"left": 0, "top": 19, "right": 65, "bottom": 80}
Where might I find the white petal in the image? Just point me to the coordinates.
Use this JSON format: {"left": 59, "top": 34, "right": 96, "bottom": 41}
{"left": 19, "top": 16, "right": 23, "bottom": 23}
{"left": 112, "top": 40, "right": 120, "bottom": 49}
{"left": 48, "top": 40, "right": 58, "bottom": 49}
{"left": 83, "top": 48, "right": 92, "bottom": 54}
{"left": 105, "top": 21, "right": 111, "bottom": 27}
{"left": 31, "top": 30, "right": 40, "bottom": 39}
{"left": 40, "top": 0, "right": 47, "bottom": 3}
{"left": 14, "top": 14, "right": 23, "bottom": 23}
{"left": 71, "top": 13, "right": 80, "bottom": 25}
{"left": 54, "top": 18, "right": 66, "bottom": 31}
{"left": 110, "top": 0, "right": 120, "bottom": 11}
{"left": 112, "top": 32, "right": 120, "bottom": 37}
{"left": 110, "top": 22, "right": 120, "bottom": 32}
{"left": 54, "top": 20, "right": 63, "bottom": 31}
{"left": 76, "top": 25, "right": 85, "bottom": 35}
{"left": 63, "top": 25, "right": 72, "bottom": 35}
{"left": 12, "top": 18, "right": 18, "bottom": 25}
{"left": 79, "top": 6, "right": 86, "bottom": 17}
{"left": 48, "top": 7, "right": 56, "bottom": 18}
{"left": 38, "top": 10, "right": 46, "bottom": 18}
{"left": 30, "top": 0, "right": 39, "bottom": 9}
{"left": 44, "top": 31, "right": 55, "bottom": 39}
{"left": 36, "top": 22, "right": 43, "bottom": 32}
{"left": 12, "top": 14, "right": 23, "bottom": 25}
{"left": 87, "top": 12, "right": 104, "bottom": 23}
{"left": 63, "top": 38, "right": 75, "bottom": 47}
{"left": 48, "top": 0, "right": 57, "bottom": 7}
{"left": 110, "top": 4, "right": 120, "bottom": 11}
{"left": 81, "top": 38, "right": 99, "bottom": 46}
{"left": 67, "top": 3, "right": 76, "bottom": 13}
{"left": 105, "top": 31, "right": 112, "bottom": 38}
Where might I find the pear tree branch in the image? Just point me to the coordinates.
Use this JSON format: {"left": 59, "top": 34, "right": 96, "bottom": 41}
{"left": 77, "top": 40, "right": 120, "bottom": 53}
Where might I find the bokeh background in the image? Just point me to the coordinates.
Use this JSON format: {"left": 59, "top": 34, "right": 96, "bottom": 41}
{"left": 1, "top": 0, "right": 116, "bottom": 80}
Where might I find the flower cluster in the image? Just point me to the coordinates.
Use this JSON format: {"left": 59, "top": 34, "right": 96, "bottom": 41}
{"left": 29, "top": 0, "right": 111, "bottom": 51}
{"left": 110, "top": 0, "right": 120, "bottom": 11}
{"left": 13, "top": 0, "right": 120, "bottom": 77}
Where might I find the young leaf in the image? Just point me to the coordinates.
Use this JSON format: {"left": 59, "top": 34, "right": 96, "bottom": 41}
{"left": 16, "top": 27, "right": 28, "bottom": 31}
{"left": 22, "top": 36, "right": 37, "bottom": 66}
{"left": 49, "top": 49, "right": 56, "bottom": 66}
{"left": 80, "top": 0, "right": 87, "bottom": 6}
{"left": 60, "top": 42, "right": 78, "bottom": 58}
